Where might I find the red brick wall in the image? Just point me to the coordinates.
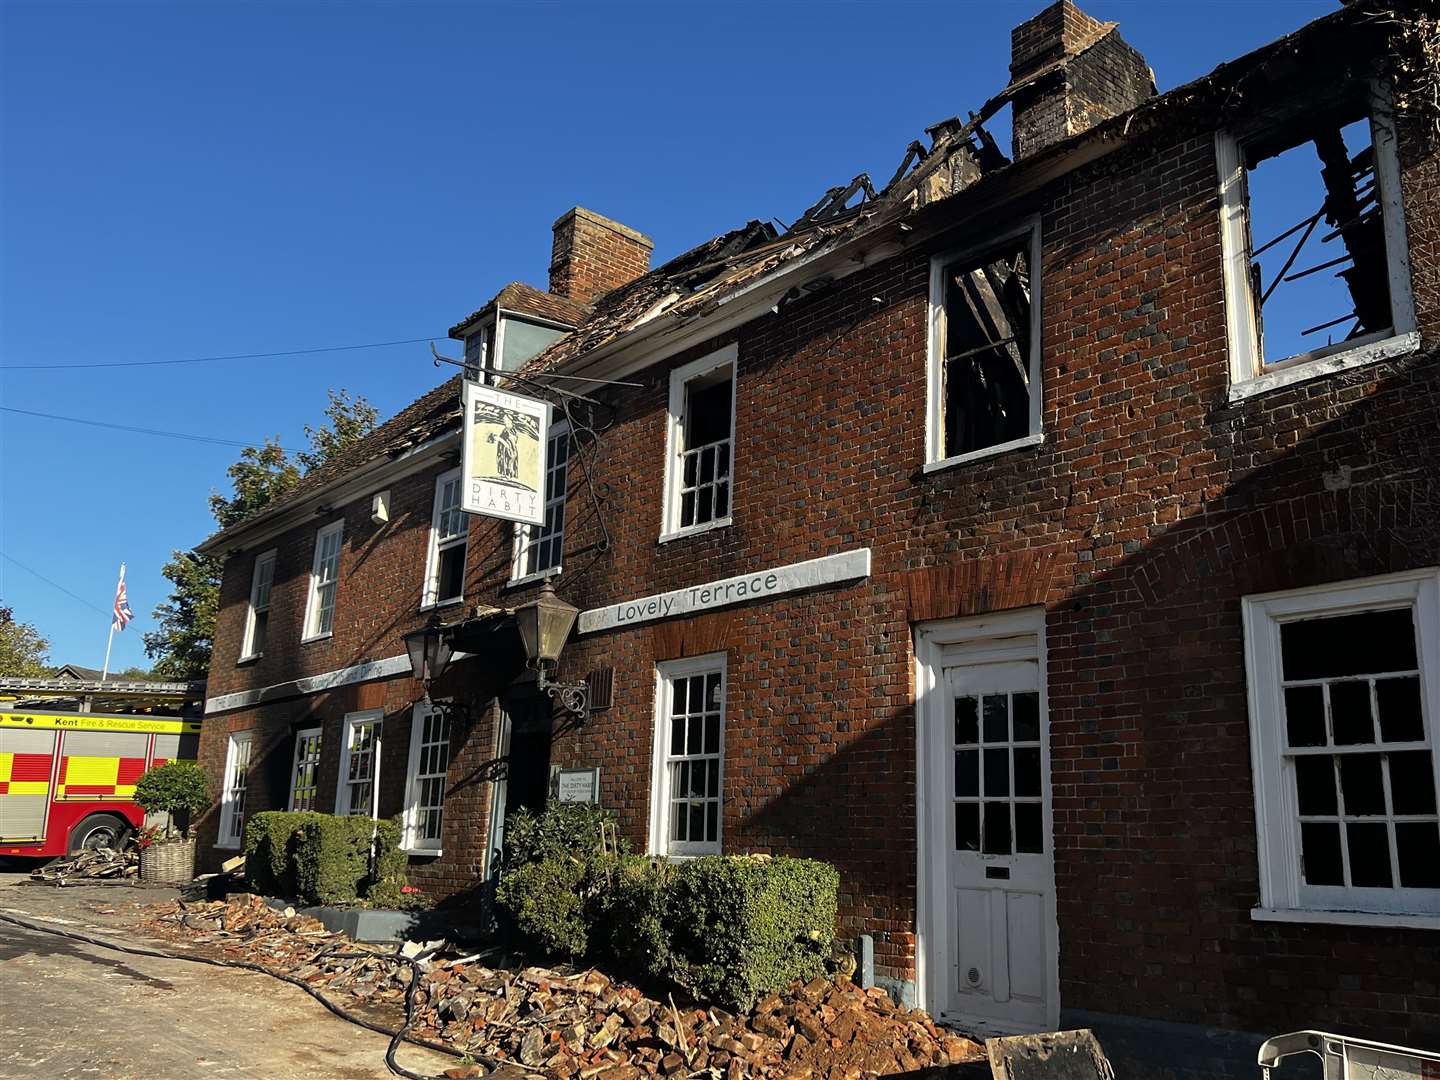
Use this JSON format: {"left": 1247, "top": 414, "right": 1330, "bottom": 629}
{"left": 198, "top": 63, "right": 1440, "bottom": 1045}
{"left": 549, "top": 207, "right": 653, "bottom": 306}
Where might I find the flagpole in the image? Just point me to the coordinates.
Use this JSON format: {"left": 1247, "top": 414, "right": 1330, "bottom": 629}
{"left": 101, "top": 621, "right": 116, "bottom": 682}
{"left": 101, "top": 562, "right": 124, "bottom": 682}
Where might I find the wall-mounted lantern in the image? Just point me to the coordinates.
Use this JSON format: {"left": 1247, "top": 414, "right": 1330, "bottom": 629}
{"left": 403, "top": 613, "right": 455, "bottom": 699}
{"left": 512, "top": 580, "right": 589, "bottom": 721}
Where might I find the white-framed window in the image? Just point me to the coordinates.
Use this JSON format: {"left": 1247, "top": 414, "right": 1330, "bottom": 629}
{"left": 926, "top": 218, "right": 1043, "bottom": 471}
{"left": 649, "top": 653, "right": 726, "bottom": 857}
{"left": 1243, "top": 569, "right": 1440, "bottom": 928}
{"left": 402, "top": 701, "right": 452, "bottom": 853}
{"left": 423, "top": 468, "right": 467, "bottom": 607}
{"left": 1216, "top": 85, "right": 1417, "bottom": 402}
{"left": 464, "top": 322, "right": 495, "bottom": 382}
{"left": 288, "top": 726, "right": 322, "bottom": 812}
{"left": 661, "top": 345, "right": 736, "bottom": 540}
{"left": 302, "top": 520, "right": 344, "bottom": 641}
{"left": 335, "top": 710, "right": 382, "bottom": 818}
{"left": 217, "top": 731, "right": 255, "bottom": 849}
{"left": 239, "top": 550, "right": 277, "bottom": 662}
{"left": 512, "top": 420, "right": 570, "bottom": 582}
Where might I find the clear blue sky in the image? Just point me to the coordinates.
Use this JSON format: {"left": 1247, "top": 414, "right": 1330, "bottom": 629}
{"left": 0, "top": 0, "right": 1335, "bottom": 673}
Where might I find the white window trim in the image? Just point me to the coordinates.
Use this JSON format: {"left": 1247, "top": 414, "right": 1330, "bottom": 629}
{"left": 648, "top": 652, "right": 727, "bottom": 858}
{"left": 510, "top": 418, "right": 570, "bottom": 584}
{"left": 925, "top": 217, "right": 1044, "bottom": 472}
{"left": 421, "top": 467, "right": 467, "bottom": 609}
{"left": 1241, "top": 568, "right": 1440, "bottom": 928}
{"left": 302, "top": 520, "right": 344, "bottom": 643}
{"left": 287, "top": 725, "right": 322, "bottom": 812}
{"left": 217, "top": 730, "right": 255, "bottom": 850}
{"left": 1216, "top": 86, "right": 1418, "bottom": 403}
{"left": 401, "top": 700, "right": 449, "bottom": 855}
{"left": 335, "top": 709, "right": 383, "bottom": 819}
{"left": 239, "top": 549, "right": 277, "bottom": 663}
{"left": 660, "top": 344, "right": 737, "bottom": 542}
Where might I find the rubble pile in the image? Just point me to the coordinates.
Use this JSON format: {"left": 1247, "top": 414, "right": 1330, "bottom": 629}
{"left": 143, "top": 896, "right": 984, "bottom": 1080}
{"left": 29, "top": 844, "right": 137, "bottom": 884}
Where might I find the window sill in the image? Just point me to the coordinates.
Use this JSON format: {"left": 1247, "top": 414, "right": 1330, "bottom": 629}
{"left": 216, "top": 840, "right": 241, "bottom": 851}
{"left": 923, "top": 432, "right": 1044, "bottom": 475}
{"left": 402, "top": 847, "right": 442, "bottom": 858}
{"left": 506, "top": 566, "right": 562, "bottom": 590}
{"left": 1251, "top": 905, "right": 1440, "bottom": 931}
{"left": 300, "top": 632, "right": 333, "bottom": 645}
{"left": 1228, "top": 330, "right": 1421, "bottom": 403}
{"left": 658, "top": 517, "right": 733, "bottom": 545}
{"left": 419, "top": 597, "right": 464, "bottom": 613}
{"left": 236, "top": 654, "right": 261, "bottom": 666}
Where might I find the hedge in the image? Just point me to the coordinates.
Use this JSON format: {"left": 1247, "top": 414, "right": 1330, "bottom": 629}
{"left": 662, "top": 856, "right": 838, "bottom": 1012}
{"left": 243, "top": 810, "right": 404, "bottom": 907}
{"left": 495, "top": 804, "right": 839, "bottom": 1012}
{"left": 495, "top": 803, "right": 626, "bottom": 955}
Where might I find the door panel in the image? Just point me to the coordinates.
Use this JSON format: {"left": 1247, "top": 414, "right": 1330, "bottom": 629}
{"left": 942, "top": 657, "right": 1054, "bottom": 1030}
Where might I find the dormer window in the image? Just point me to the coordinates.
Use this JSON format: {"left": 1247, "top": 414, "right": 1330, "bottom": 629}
{"left": 464, "top": 315, "right": 572, "bottom": 385}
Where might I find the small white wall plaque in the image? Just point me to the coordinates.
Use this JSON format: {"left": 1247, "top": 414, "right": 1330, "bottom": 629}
{"left": 555, "top": 767, "right": 601, "bottom": 804}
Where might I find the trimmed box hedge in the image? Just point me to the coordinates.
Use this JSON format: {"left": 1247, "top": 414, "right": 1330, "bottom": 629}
{"left": 662, "top": 855, "right": 839, "bottom": 1012}
{"left": 243, "top": 810, "right": 403, "bottom": 907}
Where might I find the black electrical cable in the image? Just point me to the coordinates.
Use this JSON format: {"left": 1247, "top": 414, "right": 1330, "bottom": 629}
{"left": 0, "top": 908, "right": 503, "bottom": 1080}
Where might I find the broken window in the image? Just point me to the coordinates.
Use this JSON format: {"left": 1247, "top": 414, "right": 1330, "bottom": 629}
{"left": 930, "top": 224, "right": 1040, "bottom": 465}
{"left": 664, "top": 346, "right": 735, "bottom": 537}
{"left": 1218, "top": 95, "right": 1415, "bottom": 386}
{"left": 1243, "top": 571, "right": 1440, "bottom": 921}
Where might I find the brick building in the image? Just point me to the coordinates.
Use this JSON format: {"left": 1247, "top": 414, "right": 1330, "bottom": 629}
{"left": 193, "top": 2, "right": 1440, "bottom": 1073}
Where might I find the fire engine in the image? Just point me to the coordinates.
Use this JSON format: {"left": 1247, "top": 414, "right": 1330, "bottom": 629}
{"left": 0, "top": 708, "right": 202, "bottom": 857}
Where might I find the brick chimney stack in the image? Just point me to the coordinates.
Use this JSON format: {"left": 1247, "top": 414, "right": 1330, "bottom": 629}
{"left": 1008, "top": 0, "right": 1156, "bottom": 160}
{"left": 549, "top": 207, "right": 654, "bottom": 306}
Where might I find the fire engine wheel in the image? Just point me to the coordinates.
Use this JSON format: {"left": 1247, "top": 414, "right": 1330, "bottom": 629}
{"left": 68, "top": 814, "right": 130, "bottom": 853}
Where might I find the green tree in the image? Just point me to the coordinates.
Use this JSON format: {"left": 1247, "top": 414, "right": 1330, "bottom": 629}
{"left": 0, "top": 605, "right": 51, "bottom": 677}
{"left": 298, "top": 390, "right": 379, "bottom": 474}
{"left": 144, "top": 390, "right": 378, "bottom": 680}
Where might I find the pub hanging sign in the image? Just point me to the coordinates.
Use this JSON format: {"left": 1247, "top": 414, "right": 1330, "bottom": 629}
{"left": 461, "top": 381, "right": 550, "bottom": 526}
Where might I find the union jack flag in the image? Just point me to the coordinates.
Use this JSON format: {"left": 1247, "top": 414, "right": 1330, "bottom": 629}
{"left": 112, "top": 564, "right": 133, "bottom": 631}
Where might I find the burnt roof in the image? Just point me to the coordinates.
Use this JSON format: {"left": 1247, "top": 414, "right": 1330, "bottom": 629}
{"left": 200, "top": 1, "right": 1407, "bottom": 552}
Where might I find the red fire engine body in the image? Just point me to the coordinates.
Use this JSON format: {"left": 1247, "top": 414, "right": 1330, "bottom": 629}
{"left": 0, "top": 708, "right": 202, "bottom": 857}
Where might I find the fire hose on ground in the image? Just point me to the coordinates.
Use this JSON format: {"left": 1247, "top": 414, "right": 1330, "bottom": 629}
{"left": 0, "top": 907, "right": 500, "bottom": 1080}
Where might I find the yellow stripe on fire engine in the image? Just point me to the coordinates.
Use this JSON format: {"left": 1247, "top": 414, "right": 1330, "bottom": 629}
{"left": 0, "top": 752, "right": 46, "bottom": 797}
{"left": 55, "top": 755, "right": 120, "bottom": 797}
{"left": 0, "top": 712, "right": 201, "bottom": 735}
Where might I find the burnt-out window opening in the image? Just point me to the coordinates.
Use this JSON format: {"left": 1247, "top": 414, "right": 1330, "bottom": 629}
{"left": 939, "top": 237, "right": 1034, "bottom": 459}
{"left": 1280, "top": 607, "right": 1438, "bottom": 892}
{"left": 678, "top": 366, "right": 733, "bottom": 530}
{"left": 1239, "top": 103, "right": 1399, "bottom": 368}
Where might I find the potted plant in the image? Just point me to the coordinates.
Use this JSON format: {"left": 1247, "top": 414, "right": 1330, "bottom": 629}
{"left": 133, "top": 761, "right": 210, "bottom": 885}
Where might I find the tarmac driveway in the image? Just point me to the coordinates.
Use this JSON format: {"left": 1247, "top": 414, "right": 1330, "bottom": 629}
{"left": 0, "top": 868, "right": 455, "bottom": 1079}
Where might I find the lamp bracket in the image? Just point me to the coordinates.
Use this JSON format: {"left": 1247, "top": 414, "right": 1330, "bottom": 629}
{"left": 535, "top": 665, "right": 589, "bottom": 723}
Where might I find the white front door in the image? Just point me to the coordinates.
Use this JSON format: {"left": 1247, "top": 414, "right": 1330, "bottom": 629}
{"left": 917, "top": 612, "right": 1058, "bottom": 1034}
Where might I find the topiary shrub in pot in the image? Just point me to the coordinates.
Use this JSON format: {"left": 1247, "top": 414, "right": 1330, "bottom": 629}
{"left": 133, "top": 760, "right": 210, "bottom": 885}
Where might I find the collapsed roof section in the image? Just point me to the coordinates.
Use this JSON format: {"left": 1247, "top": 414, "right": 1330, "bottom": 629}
{"left": 196, "top": 0, "right": 1421, "bottom": 554}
